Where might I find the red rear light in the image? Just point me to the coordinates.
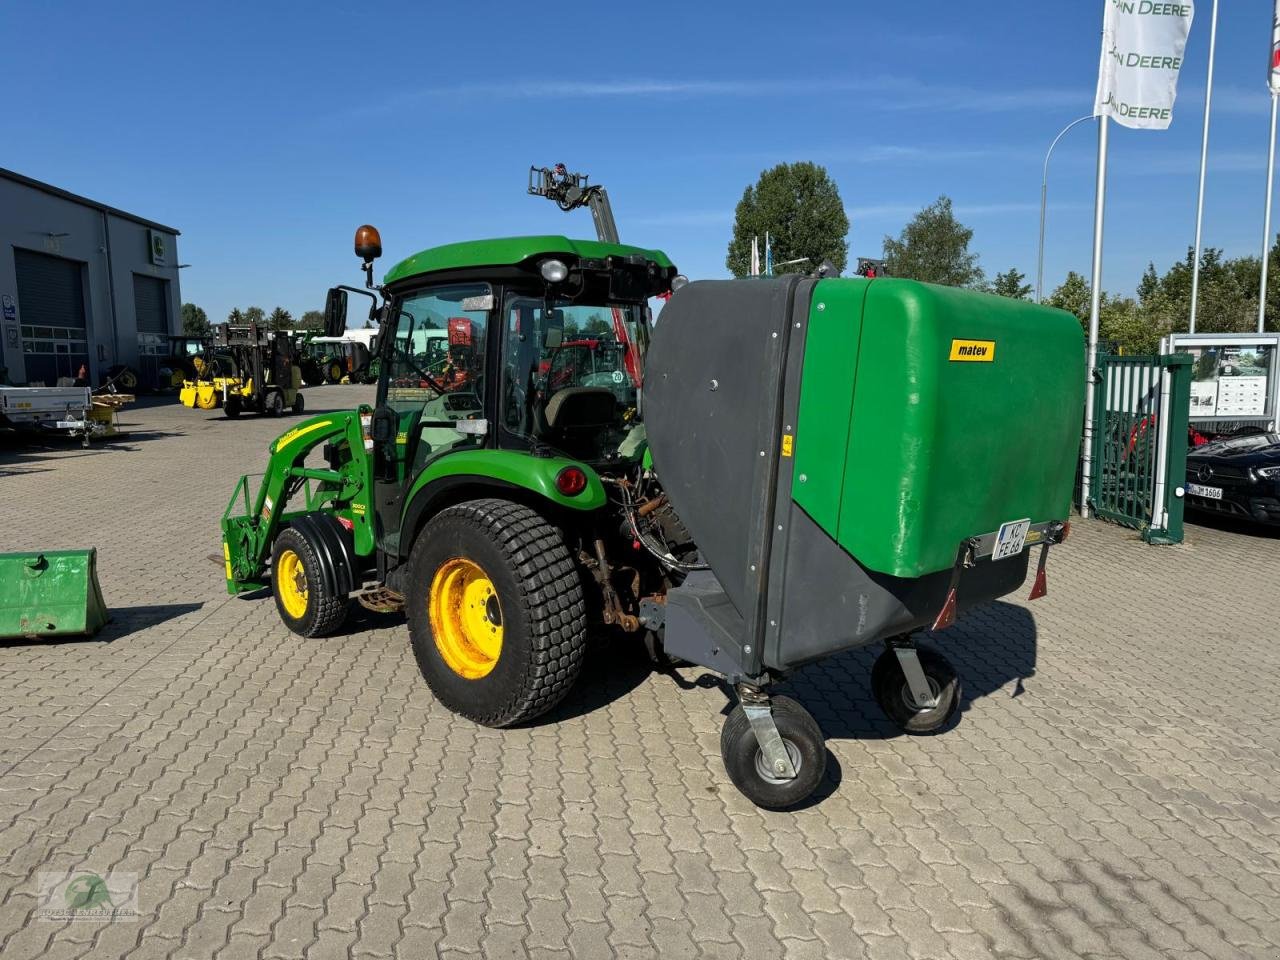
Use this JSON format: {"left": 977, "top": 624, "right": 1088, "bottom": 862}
{"left": 556, "top": 466, "right": 588, "bottom": 496}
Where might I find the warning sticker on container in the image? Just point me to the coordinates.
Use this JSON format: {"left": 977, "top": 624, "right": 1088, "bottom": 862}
{"left": 949, "top": 339, "right": 996, "bottom": 362}
{"left": 781, "top": 434, "right": 794, "bottom": 457}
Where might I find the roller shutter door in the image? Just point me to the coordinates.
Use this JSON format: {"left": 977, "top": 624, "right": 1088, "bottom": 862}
{"left": 133, "top": 274, "right": 170, "bottom": 333}
{"left": 15, "top": 248, "right": 89, "bottom": 385}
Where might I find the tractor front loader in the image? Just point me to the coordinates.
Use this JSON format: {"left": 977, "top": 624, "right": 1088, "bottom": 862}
{"left": 220, "top": 213, "right": 1084, "bottom": 809}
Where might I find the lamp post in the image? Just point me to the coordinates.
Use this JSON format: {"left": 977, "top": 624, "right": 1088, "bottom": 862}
{"left": 1037, "top": 114, "right": 1094, "bottom": 303}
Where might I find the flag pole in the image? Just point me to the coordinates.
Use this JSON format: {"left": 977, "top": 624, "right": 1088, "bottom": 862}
{"left": 1261, "top": 93, "right": 1278, "bottom": 333}
{"left": 1189, "top": 0, "right": 1220, "bottom": 335}
{"left": 1079, "top": 114, "right": 1109, "bottom": 518}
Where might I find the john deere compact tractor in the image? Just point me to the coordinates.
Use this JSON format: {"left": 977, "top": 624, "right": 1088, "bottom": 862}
{"left": 220, "top": 220, "right": 1084, "bottom": 808}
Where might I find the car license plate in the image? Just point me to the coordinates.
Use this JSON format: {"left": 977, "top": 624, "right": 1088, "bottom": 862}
{"left": 992, "top": 518, "right": 1031, "bottom": 561}
{"left": 1186, "top": 482, "right": 1223, "bottom": 500}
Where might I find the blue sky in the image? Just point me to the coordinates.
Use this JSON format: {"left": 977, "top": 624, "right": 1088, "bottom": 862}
{"left": 3, "top": 1, "right": 1278, "bottom": 321}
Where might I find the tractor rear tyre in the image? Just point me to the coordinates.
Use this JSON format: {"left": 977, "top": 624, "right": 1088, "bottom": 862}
{"left": 326, "top": 361, "right": 343, "bottom": 383}
{"left": 224, "top": 396, "right": 241, "bottom": 418}
{"left": 871, "top": 645, "right": 960, "bottom": 734}
{"left": 292, "top": 392, "right": 305, "bottom": 415}
{"left": 406, "top": 499, "right": 587, "bottom": 728}
{"left": 720, "top": 696, "right": 826, "bottom": 810}
{"left": 271, "top": 527, "right": 351, "bottom": 638}
{"left": 267, "top": 390, "right": 285, "bottom": 417}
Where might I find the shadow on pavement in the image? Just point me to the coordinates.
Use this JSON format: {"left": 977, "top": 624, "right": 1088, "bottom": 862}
{"left": 0, "top": 602, "right": 205, "bottom": 649}
{"left": 1185, "top": 509, "right": 1280, "bottom": 540}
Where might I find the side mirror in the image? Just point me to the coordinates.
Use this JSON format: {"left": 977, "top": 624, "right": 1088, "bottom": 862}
{"left": 324, "top": 288, "right": 348, "bottom": 337}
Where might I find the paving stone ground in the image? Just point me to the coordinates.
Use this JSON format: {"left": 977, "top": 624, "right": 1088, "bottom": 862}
{"left": 1, "top": 385, "right": 1278, "bottom": 959}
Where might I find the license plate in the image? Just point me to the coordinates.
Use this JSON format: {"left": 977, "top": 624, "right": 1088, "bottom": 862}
{"left": 992, "top": 518, "right": 1031, "bottom": 561}
{"left": 1186, "top": 482, "right": 1223, "bottom": 500}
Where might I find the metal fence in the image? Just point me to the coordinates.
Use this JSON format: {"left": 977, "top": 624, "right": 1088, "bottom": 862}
{"left": 1088, "top": 352, "right": 1192, "bottom": 543}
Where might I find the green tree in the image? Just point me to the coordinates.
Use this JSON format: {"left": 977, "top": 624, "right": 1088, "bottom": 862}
{"left": 269, "top": 306, "right": 294, "bottom": 331}
{"left": 989, "top": 267, "right": 1031, "bottom": 301}
{"left": 180, "top": 302, "right": 210, "bottom": 336}
{"left": 1046, "top": 271, "right": 1091, "bottom": 323}
{"left": 227, "top": 307, "right": 246, "bottom": 324}
{"left": 244, "top": 306, "right": 266, "bottom": 326}
{"left": 299, "top": 310, "right": 325, "bottom": 331}
{"left": 882, "top": 196, "right": 984, "bottom": 288}
{"left": 726, "top": 161, "right": 849, "bottom": 278}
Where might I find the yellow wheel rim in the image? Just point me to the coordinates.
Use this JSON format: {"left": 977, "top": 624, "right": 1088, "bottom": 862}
{"left": 428, "top": 558, "right": 503, "bottom": 679}
{"left": 276, "top": 548, "right": 309, "bottom": 620}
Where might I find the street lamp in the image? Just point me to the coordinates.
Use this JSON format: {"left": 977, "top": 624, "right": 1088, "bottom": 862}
{"left": 1037, "top": 114, "right": 1094, "bottom": 303}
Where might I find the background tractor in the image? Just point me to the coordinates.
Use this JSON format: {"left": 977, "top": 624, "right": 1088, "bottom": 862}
{"left": 218, "top": 205, "right": 1084, "bottom": 808}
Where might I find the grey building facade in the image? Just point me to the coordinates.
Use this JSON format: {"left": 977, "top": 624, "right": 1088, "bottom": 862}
{"left": 1, "top": 168, "right": 182, "bottom": 386}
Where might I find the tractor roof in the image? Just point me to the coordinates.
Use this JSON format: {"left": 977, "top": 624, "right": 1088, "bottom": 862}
{"left": 383, "top": 235, "right": 674, "bottom": 286}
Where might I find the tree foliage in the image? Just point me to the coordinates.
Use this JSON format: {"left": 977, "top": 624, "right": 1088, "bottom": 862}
{"left": 882, "top": 197, "right": 984, "bottom": 288}
{"left": 269, "top": 306, "right": 294, "bottom": 331}
{"left": 243, "top": 306, "right": 266, "bottom": 325}
{"left": 989, "top": 267, "right": 1031, "bottom": 301}
{"left": 726, "top": 162, "right": 849, "bottom": 278}
{"left": 227, "top": 307, "right": 245, "bottom": 324}
{"left": 180, "top": 302, "right": 209, "bottom": 335}
{"left": 299, "top": 310, "right": 325, "bottom": 331}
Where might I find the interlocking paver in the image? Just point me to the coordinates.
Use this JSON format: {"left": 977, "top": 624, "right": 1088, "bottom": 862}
{"left": 2, "top": 386, "right": 1279, "bottom": 958}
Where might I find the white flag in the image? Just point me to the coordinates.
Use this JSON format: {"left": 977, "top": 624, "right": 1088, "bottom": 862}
{"left": 750, "top": 236, "right": 760, "bottom": 277}
{"left": 1270, "top": 1, "right": 1280, "bottom": 96}
{"left": 1095, "top": 0, "right": 1195, "bottom": 130}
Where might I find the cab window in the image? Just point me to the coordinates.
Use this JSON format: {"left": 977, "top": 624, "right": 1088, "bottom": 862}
{"left": 384, "top": 284, "right": 490, "bottom": 469}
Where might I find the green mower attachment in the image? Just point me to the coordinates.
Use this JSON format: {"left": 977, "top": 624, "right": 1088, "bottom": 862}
{"left": 0, "top": 549, "right": 109, "bottom": 640}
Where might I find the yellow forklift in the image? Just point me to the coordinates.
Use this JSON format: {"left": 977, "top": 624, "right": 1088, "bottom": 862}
{"left": 180, "top": 322, "right": 305, "bottom": 417}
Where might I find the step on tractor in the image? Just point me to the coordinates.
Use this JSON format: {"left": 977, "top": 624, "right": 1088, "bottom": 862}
{"left": 180, "top": 322, "right": 306, "bottom": 418}
{"left": 220, "top": 212, "right": 1084, "bottom": 807}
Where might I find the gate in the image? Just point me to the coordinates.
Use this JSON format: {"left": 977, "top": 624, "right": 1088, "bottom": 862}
{"left": 1088, "top": 352, "right": 1192, "bottom": 543}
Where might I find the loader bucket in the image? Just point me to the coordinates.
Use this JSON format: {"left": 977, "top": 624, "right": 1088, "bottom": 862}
{"left": 0, "top": 549, "right": 109, "bottom": 640}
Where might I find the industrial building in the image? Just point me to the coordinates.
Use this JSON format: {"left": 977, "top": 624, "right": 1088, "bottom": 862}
{"left": 0, "top": 168, "right": 182, "bottom": 387}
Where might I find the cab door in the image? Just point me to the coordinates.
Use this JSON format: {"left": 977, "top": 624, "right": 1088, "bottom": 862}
{"left": 371, "top": 283, "right": 494, "bottom": 556}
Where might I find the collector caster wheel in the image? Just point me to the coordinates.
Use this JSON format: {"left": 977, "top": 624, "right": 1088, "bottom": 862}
{"left": 292, "top": 392, "right": 305, "bottom": 415}
{"left": 871, "top": 645, "right": 960, "bottom": 734}
{"left": 406, "top": 499, "right": 587, "bottom": 728}
{"left": 270, "top": 527, "right": 351, "bottom": 637}
{"left": 720, "top": 696, "right": 826, "bottom": 810}
{"left": 267, "top": 390, "right": 285, "bottom": 417}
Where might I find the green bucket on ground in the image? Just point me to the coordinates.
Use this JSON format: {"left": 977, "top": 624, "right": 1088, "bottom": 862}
{"left": 0, "top": 549, "right": 109, "bottom": 640}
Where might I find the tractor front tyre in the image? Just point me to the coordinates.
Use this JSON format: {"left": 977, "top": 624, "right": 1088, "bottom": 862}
{"left": 871, "top": 645, "right": 960, "bottom": 734}
{"left": 720, "top": 696, "right": 826, "bottom": 810}
{"left": 406, "top": 499, "right": 587, "bottom": 728}
{"left": 224, "top": 396, "right": 241, "bottom": 419}
{"left": 267, "top": 390, "right": 285, "bottom": 417}
{"left": 271, "top": 527, "right": 350, "bottom": 638}
{"left": 292, "top": 392, "right": 305, "bottom": 415}
{"left": 326, "top": 361, "right": 343, "bottom": 384}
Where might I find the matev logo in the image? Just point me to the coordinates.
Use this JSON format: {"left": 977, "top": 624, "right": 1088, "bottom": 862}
{"left": 949, "top": 339, "right": 996, "bottom": 362}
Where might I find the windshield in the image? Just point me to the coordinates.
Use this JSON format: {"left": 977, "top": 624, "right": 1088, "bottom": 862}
{"left": 501, "top": 294, "right": 648, "bottom": 457}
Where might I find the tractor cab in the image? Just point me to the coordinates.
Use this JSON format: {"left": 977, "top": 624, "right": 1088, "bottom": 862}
{"left": 323, "top": 231, "right": 677, "bottom": 551}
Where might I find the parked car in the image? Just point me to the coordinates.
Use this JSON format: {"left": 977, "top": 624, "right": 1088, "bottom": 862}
{"left": 1184, "top": 433, "right": 1280, "bottom": 526}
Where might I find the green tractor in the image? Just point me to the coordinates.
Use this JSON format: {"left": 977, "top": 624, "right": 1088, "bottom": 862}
{"left": 221, "top": 220, "right": 1084, "bottom": 808}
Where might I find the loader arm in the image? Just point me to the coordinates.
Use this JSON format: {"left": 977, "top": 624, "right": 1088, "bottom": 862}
{"left": 221, "top": 407, "right": 376, "bottom": 593}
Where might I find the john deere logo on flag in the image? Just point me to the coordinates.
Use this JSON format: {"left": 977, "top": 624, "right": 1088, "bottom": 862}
{"left": 949, "top": 339, "right": 996, "bottom": 362}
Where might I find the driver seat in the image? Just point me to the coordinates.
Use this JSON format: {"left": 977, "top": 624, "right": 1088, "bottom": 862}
{"left": 540, "top": 387, "right": 618, "bottom": 457}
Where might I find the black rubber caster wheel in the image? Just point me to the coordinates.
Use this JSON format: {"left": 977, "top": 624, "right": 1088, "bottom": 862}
{"left": 720, "top": 696, "right": 826, "bottom": 810}
{"left": 292, "top": 392, "right": 305, "bottom": 415}
{"left": 871, "top": 644, "right": 960, "bottom": 734}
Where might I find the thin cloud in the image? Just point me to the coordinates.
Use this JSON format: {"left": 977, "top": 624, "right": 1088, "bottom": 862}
{"left": 364, "top": 74, "right": 1083, "bottom": 117}
{"left": 847, "top": 201, "right": 1082, "bottom": 221}
{"left": 628, "top": 210, "right": 733, "bottom": 228}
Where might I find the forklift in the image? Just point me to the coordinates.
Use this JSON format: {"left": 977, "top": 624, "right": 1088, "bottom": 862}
{"left": 180, "top": 323, "right": 305, "bottom": 417}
